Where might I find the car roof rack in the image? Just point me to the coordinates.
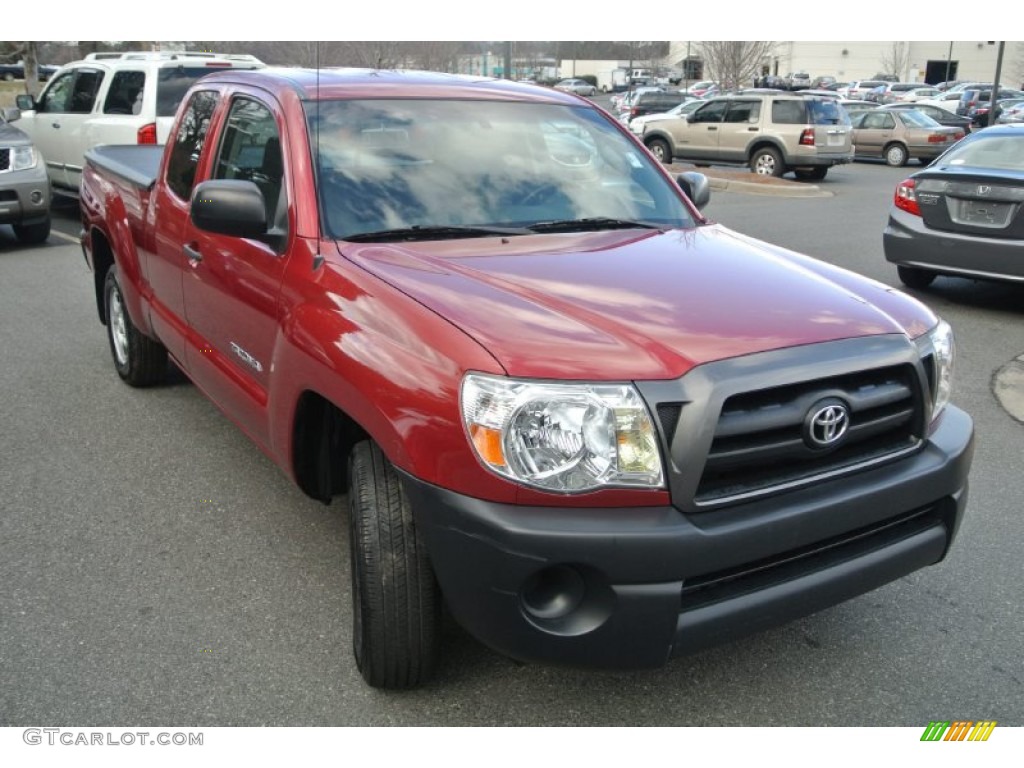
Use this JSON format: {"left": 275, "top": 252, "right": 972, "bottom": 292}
{"left": 84, "top": 51, "right": 264, "bottom": 65}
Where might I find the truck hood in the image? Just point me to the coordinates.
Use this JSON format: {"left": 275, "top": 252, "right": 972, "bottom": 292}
{"left": 338, "top": 224, "right": 933, "bottom": 380}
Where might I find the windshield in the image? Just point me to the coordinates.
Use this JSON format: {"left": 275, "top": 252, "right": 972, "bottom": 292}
{"left": 307, "top": 99, "right": 695, "bottom": 240}
{"left": 898, "top": 110, "right": 941, "bottom": 128}
{"left": 939, "top": 134, "right": 1024, "bottom": 172}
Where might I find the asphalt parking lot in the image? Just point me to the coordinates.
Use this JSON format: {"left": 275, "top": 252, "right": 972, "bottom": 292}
{"left": 1, "top": 161, "right": 1022, "bottom": 727}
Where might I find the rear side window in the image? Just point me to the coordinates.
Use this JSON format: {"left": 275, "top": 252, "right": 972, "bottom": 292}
{"left": 724, "top": 100, "right": 761, "bottom": 123}
{"left": 103, "top": 71, "right": 145, "bottom": 115}
{"left": 771, "top": 100, "right": 806, "bottom": 124}
{"left": 157, "top": 66, "right": 236, "bottom": 117}
{"left": 165, "top": 90, "right": 220, "bottom": 201}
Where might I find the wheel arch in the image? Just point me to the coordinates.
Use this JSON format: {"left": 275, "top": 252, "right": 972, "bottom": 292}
{"left": 89, "top": 227, "right": 115, "bottom": 325}
{"left": 746, "top": 138, "right": 789, "bottom": 164}
{"left": 290, "top": 388, "right": 370, "bottom": 504}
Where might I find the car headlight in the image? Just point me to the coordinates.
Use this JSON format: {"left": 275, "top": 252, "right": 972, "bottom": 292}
{"left": 11, "top": 146, "right": 37, "bottom": 171}
{"left": 927, "top": 319, "right": 955, "bottom": 422}
{"left": 460, "top": 373, "right": 664, "bottom": 493}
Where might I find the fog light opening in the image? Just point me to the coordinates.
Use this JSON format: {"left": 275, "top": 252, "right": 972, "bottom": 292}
{"left": 521, "top": 565, "right": 585, "bottom": 621}
{"left": 30, "top": 190, "right": 44, "bottom": 205}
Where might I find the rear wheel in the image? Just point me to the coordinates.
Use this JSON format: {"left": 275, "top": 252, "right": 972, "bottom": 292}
{"left": 645, "top": 137, "right": 671, "bottom": 164}
{"left": 104, "top": 267, "right": 168, "bottom": 386}
{"left": 13, "top": 216, "right": 50, "bottom": 244}
{"left": 750, "top": 147, "right": 785, "bottom": 177}
{"left": 897, "top": 265, "right": 937, "bottom": 290}
{"left": 348, "top": 441, "right": 440, "bottom": 689}
{"left": 884, "top": 143, "right": 908, "bottom": 167}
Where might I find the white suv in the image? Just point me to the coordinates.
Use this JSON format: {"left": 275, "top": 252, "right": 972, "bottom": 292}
{"left": 15, "top": 51, "right": 263, "bottom": 195}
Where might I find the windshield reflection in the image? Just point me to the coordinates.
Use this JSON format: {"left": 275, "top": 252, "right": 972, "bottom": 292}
{"left": 306, "top": 99, "right": 694, "bottom": 240}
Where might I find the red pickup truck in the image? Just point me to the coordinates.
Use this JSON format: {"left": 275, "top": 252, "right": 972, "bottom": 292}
{"left": 80, "top": 69, "right": 974, "bottom": 689}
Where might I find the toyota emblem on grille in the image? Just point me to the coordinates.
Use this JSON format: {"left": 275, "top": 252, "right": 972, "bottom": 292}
{"left": 803, "top": 399, "right": 850, "bottom": 449}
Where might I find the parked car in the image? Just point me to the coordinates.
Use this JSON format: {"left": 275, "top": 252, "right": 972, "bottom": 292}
{"left": 788, "top": 72, "right": 811, "bottom": 90}
{"left": 877, "top": 83, "right": 929, "bottom": 103}
{"left": 628, "top": 99, "right": 702, "bottom": 135}
{"left": 811, "top": 75, "right": 836, "bottom": 88}
{"left": 850, "top": 109, "right": 964, "bottom": 166}
{"left": 884, "top": 124, "right": 1024, "bottom": 288}
{"left": 0, "top": 62, "right": 57, "bottom": 81}
{"left": 881, "top": 103, "right": 973, "bottom": 133}
{"left": 610, "top": 85, "right": 662, "bottom": 111}
{"left": 997, "top": 100, "right": 1024, "bottom": 123}
{"left": 642, "top": 92, "right": 853, "bottom": 179}
{"left": 0, "top": 107, "right": 50, "bottom": 243}
{"left": 620, "top": 91, "right": 692, "bottom": 123}
{"left": 14, "top": 50, "right": 264, "bottom": 196}
{"left": 846, "top": 80, "right": 888, "bottom": 100}
{"left": 898, "top": 86, "right": 941, "bottom": 103}
{"left": 80, "top": 67, "right": 973, "bottom": 689}
{"left": 685, "top": 80, "right": 718, "bottom": 97}
{"left": 957, "top": 88, "right": 1024, "bottom": 118}
{"left": 553, "top": 78, "right": 597, "bottom": 97}
{"left": 968, "top": 97, "right": 1024, "bottom": 127}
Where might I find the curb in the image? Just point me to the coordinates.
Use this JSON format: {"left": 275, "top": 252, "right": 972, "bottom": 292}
{"left": 993, "top": 354, "right": 1024, "bottom": 424}
{"left": 705, "top": 176, "right": 833, "bottom": 198}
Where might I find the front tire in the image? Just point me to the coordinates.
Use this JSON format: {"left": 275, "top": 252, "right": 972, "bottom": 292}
{"left": 103, "top": 267, "right": 168, "bottom": 386}
{"left": 348, "top": 441, "right": 440, "bottom": 689}
{"left": 645, "top": 137, "right": 671, "bottom": 164}
{"left": 13, "top": 216, "right": 50, "bottom": 244}
{"left": 884, "top": 143, "right": 908, "bottom": 167}
{"left": 750, "top": 147, "right": 785, "bottom": 177}
{"left": 897, "top": 265, "right": 937, "bottom": 290}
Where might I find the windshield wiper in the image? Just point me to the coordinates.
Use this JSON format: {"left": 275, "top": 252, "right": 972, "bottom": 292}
{"left": 345, "top": 224, "right": 533, "bottom": 243}
{"left": 527, "top": 217, "right": 664, "bottom": 233}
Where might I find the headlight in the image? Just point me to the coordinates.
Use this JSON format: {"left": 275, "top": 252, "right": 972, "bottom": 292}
{"left": 11, "top": 146, "right": 37, "bottom": 171}
{"left": 928, "top": 319, "right": 955, "bottom": 422}
{"left": 460, "top": 373, "right": 664, "bottom": 493}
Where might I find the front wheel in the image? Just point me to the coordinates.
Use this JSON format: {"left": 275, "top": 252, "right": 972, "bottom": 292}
{"left": 884, "top": 143, "right": 908, "bottom": 167}
{"left": 897, "top": 265, "right": 937, "bottom": 290}
{"left": 104, "top": 267, "right": 168, "bottom": 386}
{"left": 13, "top": 217, "right": 50, "bottom": 244}
{"left": 750, "top": 147, "right": 785, "bottom": 177}
{"left": 645, "top": 137, "right": 671, "bottom": 164}
{"left": 348, "top": 441, "right": 441, "bottom": 689}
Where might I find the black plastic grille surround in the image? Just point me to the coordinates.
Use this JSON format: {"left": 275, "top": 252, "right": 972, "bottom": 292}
{"left": 695, "top": 364, "right": 923, "bottom": 504}
{"left": 0, "top": 148, "right": 10, "bottom": 173}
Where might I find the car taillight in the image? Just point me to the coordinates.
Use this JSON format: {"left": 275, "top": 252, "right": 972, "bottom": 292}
{"left": 953, "top": 131, "right": 965, "bottom": 140}
{"left": 927, "top": 133, "right": 947, "bottom": 143}
{"left": 894, "top": 179, "right": 921, "bottom": 216}
{"left": 137, "top": 123, "right": 157, "bottom": 144}
{"left": 799, "top": 128, "right": 815, "bottom": 146}
{"left": 630, "top": 107, "right": 640, "bottom": 117}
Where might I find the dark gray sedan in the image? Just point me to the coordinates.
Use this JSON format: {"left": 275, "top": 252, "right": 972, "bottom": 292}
{"left": 883, "top": 124, "right": 1024, "bottom": 289}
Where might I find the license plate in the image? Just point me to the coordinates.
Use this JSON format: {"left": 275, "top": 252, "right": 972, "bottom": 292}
{"left": 951, "top": 199, "right": 1013, "bottom": 228}
{"left": 827, "top": 132, "right": 845, "bottom": 147}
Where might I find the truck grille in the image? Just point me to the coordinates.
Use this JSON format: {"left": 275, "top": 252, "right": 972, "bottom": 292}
{"left": 695, "top": 364, "right": 922, "bottom": 504}
{"left": 0, "top": 148, "right": 10, "bottom": 173}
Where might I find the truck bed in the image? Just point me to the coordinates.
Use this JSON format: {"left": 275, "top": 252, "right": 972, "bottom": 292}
{"left": 84, "top": 145, "right": 165, "bottom": 190}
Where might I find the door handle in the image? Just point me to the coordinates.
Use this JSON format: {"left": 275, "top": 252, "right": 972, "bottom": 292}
{"left": 748, "top": 127, "right": 758, "bottom": 131}
{"left": 708, "top": 126, "right": 717, "bottom": 131}
{"left": 52, "top": 122, "right": 61, "bottom": 129}
{"left": 184, "top": 243, "right": 202, "bottom": 264}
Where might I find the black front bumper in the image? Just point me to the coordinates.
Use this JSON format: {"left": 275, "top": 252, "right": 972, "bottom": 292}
{"left": 402, "top": 406, "right": 973, "bottom": 669}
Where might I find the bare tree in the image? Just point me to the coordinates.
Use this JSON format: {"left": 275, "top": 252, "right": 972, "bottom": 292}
{"left": 697, "top": 41, "right": 777, "bottom": 89}
{"left": 880, "top": 42, "right": 910, "bottom": 79}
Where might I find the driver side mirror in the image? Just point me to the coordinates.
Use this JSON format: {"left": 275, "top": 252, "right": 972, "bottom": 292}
{"left": 1, "top": 107, "right": 20, "bottom": 122}
{"left": 676, "top": 172, "right": 710, "bottom": 210}
{"left": 191, "top": 180, "right": 268, "bottom": 239}
{"left": 15, "top": 94, "right": 35, "bottom": 112}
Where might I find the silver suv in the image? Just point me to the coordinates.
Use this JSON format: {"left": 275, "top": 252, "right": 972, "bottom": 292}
{"left": 0, "top": 107, "right": 50, "bottom": 243}
{"left": 642, "top": 92, "right": 854, "bottom": 179}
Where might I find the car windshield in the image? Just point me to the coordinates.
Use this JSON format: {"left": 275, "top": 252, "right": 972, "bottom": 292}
{"left": 939, "top": 134, "right": 1024, "bottom": 171}
{"left": 898, "top": 110, "right": 941, "bottom": 128}
{"left": 307, "top": 99, "right": 695, "bottom": 240}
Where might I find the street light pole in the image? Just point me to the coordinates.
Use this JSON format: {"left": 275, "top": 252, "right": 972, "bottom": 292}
{"left": 944, "top": 42, "right": 953, "bottom": 85}
{"left": 988, "top": 41, "right": 1005, "bottom": 127}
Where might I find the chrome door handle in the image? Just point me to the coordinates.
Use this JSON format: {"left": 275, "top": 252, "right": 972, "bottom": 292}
{"left": 184, "top": 243, "right": 202, "bottom": 264}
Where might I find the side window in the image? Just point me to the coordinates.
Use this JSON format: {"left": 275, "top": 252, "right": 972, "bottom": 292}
{"left": 213, "top": 97, "right": 285, "bottom": 227}
{"left": 771, "top": 100, "right": 805, "bottom": 124}
{"left": 881, "top": 114, "right": 896, "bottom": 130}
{"left": 37, "top": 71, "right": 75, "bottom": 113}
{"left": 724, "top": 100, "right": 761, "bottom": 123}
{"left": 165, "top": 90, "right": 220, "bottom": 201}
{"left": 68, "top": 70, "right": 104, "bottom": 114}
{"left": 691, "top": 101, "right": 728, "bottom": 124}
{"left": 104, "top": 71, "right": 146, "bottom": 115}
